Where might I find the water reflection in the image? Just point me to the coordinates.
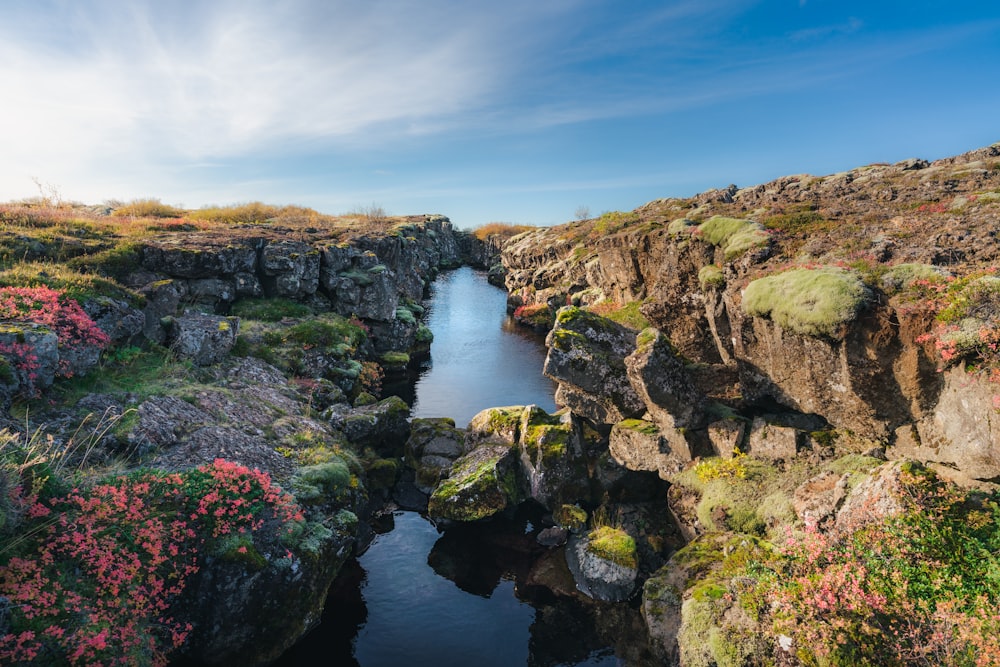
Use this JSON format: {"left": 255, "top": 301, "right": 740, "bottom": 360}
{"left": 277, "top": 512, "right": 655, "bottom": 667}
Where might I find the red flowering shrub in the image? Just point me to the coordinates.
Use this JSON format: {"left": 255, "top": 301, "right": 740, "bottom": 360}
{"left": 768, "top": 466, "right": 1000, "bottom": 665}
{"left": 0, "top": 286, "right": 110, "bottom": 394}
{"left": 0, "top": 460, "right": 305, "bottom": 666}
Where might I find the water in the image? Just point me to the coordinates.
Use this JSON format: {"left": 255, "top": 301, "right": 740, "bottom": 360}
{"left": 409, "top": 266, "right": 557, "bottom": 426}
{"left": 274, "top": 267, "right": 655, "bottom": 667}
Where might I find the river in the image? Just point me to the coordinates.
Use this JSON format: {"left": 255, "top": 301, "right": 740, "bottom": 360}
{"left": 275, "top": 267, "right": 653, "bottom": 666}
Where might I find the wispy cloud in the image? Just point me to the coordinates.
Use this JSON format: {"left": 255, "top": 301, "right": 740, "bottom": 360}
{"left": 0, "top": 0, "right": 579, "bottom": 196}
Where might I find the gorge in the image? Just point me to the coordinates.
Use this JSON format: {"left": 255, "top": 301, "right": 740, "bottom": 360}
{"left": 2, "top": 142, "right": 1000, "bottom": 666}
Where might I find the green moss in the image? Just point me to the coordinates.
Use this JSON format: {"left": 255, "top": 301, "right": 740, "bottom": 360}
{"left": 214, "top": 535, "right": 268, "bottom": 570}
{"left": 668, "top": 217, "right": 697, "bottom": 235}
{"left": 617, "top": 418, "right": 660, "bottom": 436}
{"left": 587, "top": 525, "right": 638, "bottom": 569}
{"left": 698, "top": 265, "right": 725, "bottom": 290}
{"left": 231, "top": 297, "right": 312, "bottom": 321}
{"left": 283, "top": 519, "right": 335, "bottom": 555}
{"left": 743, "top": 266, "right": 870, "bottom": 338}
{"left": 429, "top": 451, "right": 514, "bottom": 522}
{"left": 603, "top": 301, "right": 651, "bottom": 331}
{"left": 0, "top": 357, "right": 14, "bottom": 385}
{"left": 415, "top": 325, "right": 434, "bottom": 344}
{"left": 380, "top": 351, "right": 410, "bottom": 366}
{"left": 292, "top": 458, "right": 353, "bottom": 503}
{"left": 366, "top": 458, "right": 399, "bottom": 491}
{"left": 395, "top": 307, "right": 416, "bottom": 325}
{"left": 697, "top": 216, "right": 770, "bottom": 260}
{"left": 339, "top": 269, "right": 374, "bottom": 286}
{"left": 880, "top": 263, "right": 950, "bottom": 294}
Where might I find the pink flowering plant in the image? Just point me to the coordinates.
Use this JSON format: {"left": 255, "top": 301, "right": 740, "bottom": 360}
{"left": 767, "top": 464, "right": 1000, "bottom": 665}
{"left": 0, "top": 459, "right": 306, "bottom": 665}
{"left": 0, "top": 286, "right": 110, "bottom": 394}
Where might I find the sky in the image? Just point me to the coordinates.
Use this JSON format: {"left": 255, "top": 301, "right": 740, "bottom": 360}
{"left": 0, "top": 1, "right": 998, "bottom": 229}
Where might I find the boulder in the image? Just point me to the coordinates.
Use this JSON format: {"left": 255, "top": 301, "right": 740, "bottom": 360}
{"left": 517, "top": 406, "right": 590, "bottom": 508}
{"left": 624, "top": 328, "right": 707, "bottom": 435}
{"left": 177, "top": 510, "right": 357, "bottom": 666}
{"left": 0, "top": 323, "right": 59, "bottom": 390}
{"left": 707, "top": 418, "right": 746, "bottom": 458}
{"left": 140, "top": 278, "right": 187, "bottom": 344}
{"left": 427, "top": 443, "right": 521, "bottom": 523}
{"left": 164, "top": 312, "right": 239, "bottom": 366}
{"left": 83, "top": 297, "right": 144, "bottom": 343}
{"left": 792, "top": 471, "right": 850, "bottom": 530}
{"left": 609, "top": 419, "right": 688, "bottom": 480}
{"left": 746, "top": 417, "right": 801, "bottom": 460}
{"left": 565, "top": 530, "right": 638, "bottom": 602}
{"left": 405, "top": 417, "right": 467, "bottom": 494}
{"left": 328, "top": 396, "right": 410, "bottom": 457}
{"left": 543, "top": 307, "right": 645, "bottom": 424}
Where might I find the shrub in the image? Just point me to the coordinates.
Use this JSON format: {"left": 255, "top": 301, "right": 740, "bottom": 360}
{"left": 768, "top": 466, "right": 1000, "bottom": 665}
{"left": 743, "top": 267, "right": 870, "bottom": 339}
{"left": 0, "top": 459, "right": 305, "bottom": 665}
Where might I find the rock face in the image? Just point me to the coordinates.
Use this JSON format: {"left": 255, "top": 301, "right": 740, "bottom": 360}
{"left": 544, "top": 307, "right": 645, "bottom": 423}
{"left": 427, "top": 443, "right": 521, "bottom": 522}
{"left": 131, "top": 215, "right": 459, "bottom": 354}
{"left": 498, "top": 144, "right": 1000, "bottom": 482}
{"left": 165, "top": 312, "right": 240, "bottom": 366}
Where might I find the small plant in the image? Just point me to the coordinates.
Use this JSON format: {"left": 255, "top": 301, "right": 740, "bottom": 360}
{"left": 696, "top": 216, "right": 770, "bottom": 260}
{"left": 694, "top": 452, "right": 750, "bottom": 482}
{"left": 587, "top": 525, "right": 638, "bottom": 569}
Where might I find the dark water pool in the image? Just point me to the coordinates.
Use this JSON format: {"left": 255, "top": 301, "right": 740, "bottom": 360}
{"left": 275, "top": 267, "right": 655, "bottom": 666}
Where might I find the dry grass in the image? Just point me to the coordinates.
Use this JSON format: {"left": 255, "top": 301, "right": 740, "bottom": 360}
{"left": 470, "top": 222, "right": 535, "bottom": 241}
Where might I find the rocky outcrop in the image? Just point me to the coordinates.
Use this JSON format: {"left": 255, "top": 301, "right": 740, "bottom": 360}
{"left": 498, "top": 145, "right": 1000, "bottom": 482}
{"left": 544, "top": 308, "right": 645, "bottom": 424}
{"left": 164, "top": 312, "right": 240, "bottom": 366}
{"left": 427, "top": 443, "right": 521, "bottom": 522}
{"left": 130, "top": 215, "right": 459, "bottom": 354}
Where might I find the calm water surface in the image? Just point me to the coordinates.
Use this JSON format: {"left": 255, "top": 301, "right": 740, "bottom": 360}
{"left": 275, "top": 268, "right": 649, "bottom": 667}
{"left": 409, "top": 266, "right": 557, "bottom": 426}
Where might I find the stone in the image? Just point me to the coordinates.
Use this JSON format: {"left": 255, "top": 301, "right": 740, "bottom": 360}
{"left": 564, "top": 533, "right": 638, "bottom": 602}
{"left": 707, "top": 418, "right": 746, "bottom": 458}
{"left": 405, "top": 417, "right": 466, "bottom": 494}
{"left": 261, "top": 240, "right": 321, "bottom": 298}
{"left": 427, "top": 443, "right": 521, "bottom": 523}
{"left": 792, "top": 470, "right": 849, "bottom": 529}
{"left": 517, "top": 406, "right": 590, "bottom": 508}
{"left": 165, "top": 312, "right": 239, "bottom": 366}
{"left": 141, "top": 238, "right": 258, "bottom": 278}
{"left": 537, "top": 526, "right": 569, "bottom": 547}
{"left": 624, "top": 328, "right": 707, "bottom": 435}
{"left": 543, "top": 307, "right": 645, "bottom": 425}
{"left": 746, "top": 417, "right": 800, "bottom": 460}
{"left": 609, "top": 419, "right": 688, "bottom": 480}
{"left": 0, "top": 323, "right": 59, "bottom": 390}
{"left": 83, "top": 297, "right": 144, "bottom": 343}
{"left": 329, "top": 396, "right": 410, "bottom": 456}
{"left": 140, "top": 278, "right": 187, "bottom": 344}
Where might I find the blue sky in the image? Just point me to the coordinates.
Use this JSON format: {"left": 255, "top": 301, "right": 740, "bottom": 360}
{"left": 1, "top": 1, "right": 998, "bottom": 228}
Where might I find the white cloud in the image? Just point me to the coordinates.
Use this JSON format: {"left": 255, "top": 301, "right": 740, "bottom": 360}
{"left": 0, "top": 0, "right": 578, "bottom": 198}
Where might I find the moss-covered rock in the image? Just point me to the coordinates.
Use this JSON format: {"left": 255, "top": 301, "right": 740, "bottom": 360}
{"left": 743, "top": 266, "right": 871, "bottom": 339}
{"left": 427, "top": 443, "right": 521, "bottom": 523}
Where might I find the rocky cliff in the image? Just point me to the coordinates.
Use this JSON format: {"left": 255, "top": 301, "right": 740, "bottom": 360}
{"left": 501, "top": 143, "right": 1000, "bottom": 484}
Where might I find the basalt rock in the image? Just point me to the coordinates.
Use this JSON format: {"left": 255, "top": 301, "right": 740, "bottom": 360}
{"left": 544, "top": 307, "right": 645, "bottom": 424}
{"left": 164, "top": 312, "right": 239, "bottom": 366}
{"left": 427, "top": 442, "right": 521, "bottom": 523}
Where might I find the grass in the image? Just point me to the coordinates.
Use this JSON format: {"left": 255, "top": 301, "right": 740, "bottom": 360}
{"left": 743, "top": 266, "right": 870, "bottom": 339}
{"left": 469, "top": 222, "right": 535, "bottom": 241}
{"left": 231, "top": 297, "right": 312, "bottom": 322}
{"left": 587, "top": 300, "right": 651, "bottom": 330}
{"left": 698, "top": 265, "right": 725, "bottom": 290}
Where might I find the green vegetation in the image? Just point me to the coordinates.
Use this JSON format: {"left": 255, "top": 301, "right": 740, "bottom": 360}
{"left": 588, "top": 300, "right": 651, "bottom": 331}
{"left": 763, "top": 204, "right": 830, "bottom": 235}
{"left": 696, "top": 216, "right": 770, "bottom": 260}
{"left": 743, "top": 266, "right": 870, "bottom": 338}
{"left": 0, "top": 262, "right": 143, "bottom": 307}
{"left": 698, "top": 265, "right": 725, "bottom": 290}
{"left": 555, "top": 504, "right": 588, "bottom": 532}
{"left": 231, "top": 297, "right": 312, "bottom": 321}
{"left": 587, "top": 525, "right": 638, "bottom": 569}
{"left": 880, "top": 263, "right": 950, "bottom": 294}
